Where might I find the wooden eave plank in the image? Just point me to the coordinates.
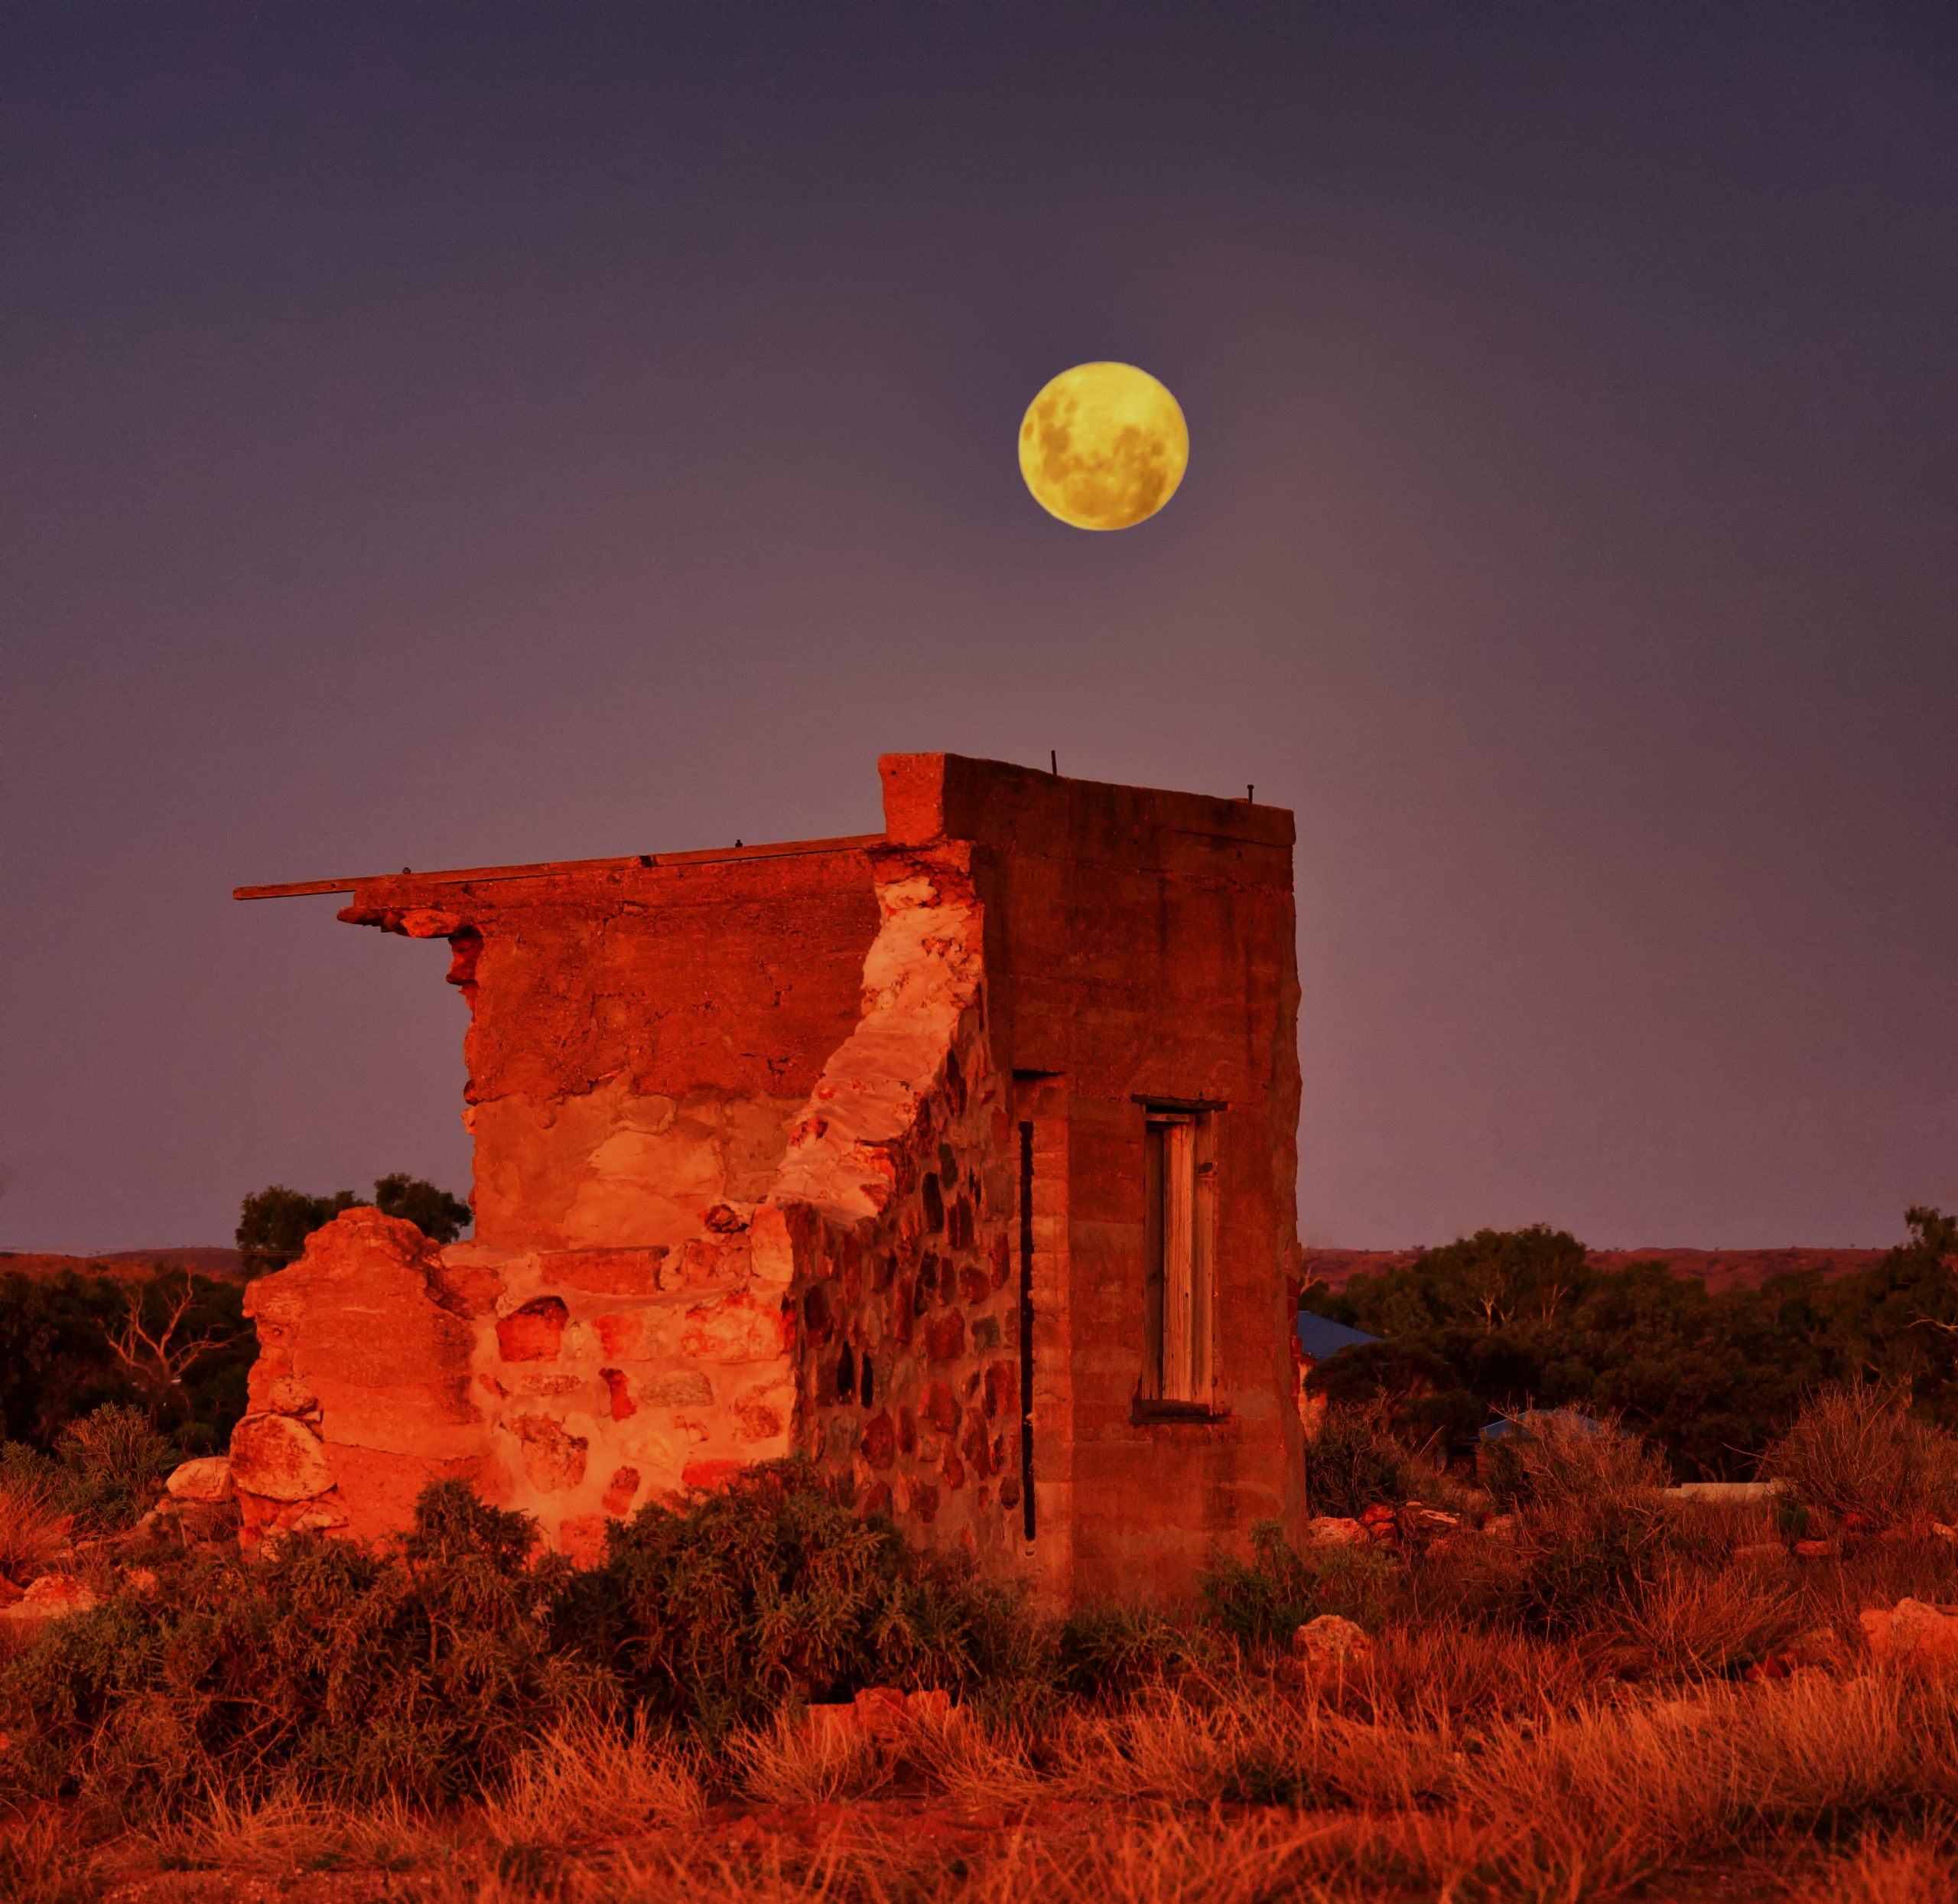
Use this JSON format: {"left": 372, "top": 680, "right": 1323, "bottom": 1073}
{"left": 233, "top": 832, "right": 887, "bottom": 901}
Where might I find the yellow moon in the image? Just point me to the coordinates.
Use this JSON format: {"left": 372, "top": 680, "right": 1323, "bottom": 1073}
{"left": 1019, "top": 362, "right": 1188, "bottom": 530}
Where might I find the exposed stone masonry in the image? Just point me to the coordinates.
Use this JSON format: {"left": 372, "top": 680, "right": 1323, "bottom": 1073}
{"left": 232, "top": 837, "right": 1023, "bottom": 1565}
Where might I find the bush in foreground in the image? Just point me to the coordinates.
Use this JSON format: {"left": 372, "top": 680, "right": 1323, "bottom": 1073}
{"left": 554, "top": 1461, "right": 1045, "bottom": 1732}
{"left": 2, "top": 1484, "right": 601, "bottom": 1815}
{"left": 1297, "top": 1402, "right": 1423, "bottom": 1517}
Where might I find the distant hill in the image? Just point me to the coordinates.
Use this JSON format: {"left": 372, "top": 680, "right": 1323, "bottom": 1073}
{"left": 1301, "top": 1245, "right": 1887, "bottom": 1296}
{"left": 0, "top": 1248, "right": 246, "bottom": 1284}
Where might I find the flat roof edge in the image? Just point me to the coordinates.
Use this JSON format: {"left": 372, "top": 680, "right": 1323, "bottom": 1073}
{"left": 233, "top": 832, "right": 889, "bottom": 901}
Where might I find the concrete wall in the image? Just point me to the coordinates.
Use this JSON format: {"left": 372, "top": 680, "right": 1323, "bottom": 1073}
{"left": 886, "top": 756, "right": 1306, "bottom": 1602}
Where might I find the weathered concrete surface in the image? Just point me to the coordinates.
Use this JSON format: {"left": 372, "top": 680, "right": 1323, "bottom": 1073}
{"left": 883, "top": 755, "right": 1306, "bottom": 1601}
{"left": 233, "top": 756, "right": 1304, "bottom": 1600}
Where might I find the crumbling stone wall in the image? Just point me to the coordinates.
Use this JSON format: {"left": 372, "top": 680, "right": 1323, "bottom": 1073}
{"left": 770, "top": 842, "right": 1021, "bottom": 1561}
{"left": 229, "top": 839, "right": 1017, "bottom": 1564}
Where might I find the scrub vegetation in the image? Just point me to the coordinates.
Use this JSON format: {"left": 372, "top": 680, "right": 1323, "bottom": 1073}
{"left": 0, "top": 1396, "right": 1956, "bottom": 1902}
{"left": 1319, "top": 1208, "right": 1958, "bottom": 1477}
{"left": 0, "top": 1213, "right": 1952, "bottom": 1899}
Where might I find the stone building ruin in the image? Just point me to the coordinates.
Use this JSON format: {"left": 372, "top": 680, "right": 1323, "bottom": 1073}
{"left": 232, "top": 753, "right": 1305, "bottom": 1603}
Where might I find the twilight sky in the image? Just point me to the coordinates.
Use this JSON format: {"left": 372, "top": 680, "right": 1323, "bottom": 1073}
{"left": 4, "top": 5, "right": 1955, "bottom": 1255}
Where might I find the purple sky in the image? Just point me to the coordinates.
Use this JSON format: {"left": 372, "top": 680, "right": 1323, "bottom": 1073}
{"left": 4, "top": 5, "right": 1955, "bottom": 1255}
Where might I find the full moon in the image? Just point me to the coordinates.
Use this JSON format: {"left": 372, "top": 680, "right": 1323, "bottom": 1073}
{"left": 1019, "top": 362, "right": 1189, "bottom": 530}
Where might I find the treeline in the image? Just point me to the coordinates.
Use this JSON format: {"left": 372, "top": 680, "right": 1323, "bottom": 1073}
{"left": 1318, "top": 1206, "right": 1958, "bottom": 1479}
{"left": 237, "top": 1173, "right": 470, "bottom": 1277}
{"left": 0, "top": 1173, "right": 471, "bottom": 1455}
{"left": 0, "top": 1268, "right": 250, "bottom": 1455}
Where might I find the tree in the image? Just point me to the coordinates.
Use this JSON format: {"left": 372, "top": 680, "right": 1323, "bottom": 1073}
{"left": 372, "top": 1173, "right": 472, "bottom": 1245}
{"left": 1325, "top": 1225, "right": 1841, "bottom": 1478}
{"left": 1819, "top": 1206, "right": 1958, "bottom": 1425}
{"left": 236, "top": 1176, "right": 473, "bottom": 1277}
{"left": 236, "top": 1186, "right": 356, "bottom": 1278}
{"left": 0, "top": 1267, "right": 250, "bottom": 1452}
{"left": 106, "top": 1271, "right": 243, "bottom": 1427}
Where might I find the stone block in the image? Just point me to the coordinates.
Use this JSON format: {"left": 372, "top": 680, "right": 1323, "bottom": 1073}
{"left": 681, "top": 1290, "right": 790, "bottom": 1362}
{"left": 497, "top": 1297, "right": 569, "bottom": 1362}
{"left": 595, "top": 1313, "right": 644, "bottom": 1359}
{"left": 551, "top": 1249, "right": 668, "bottom": 1297}
{"left": 230, "top": 1414, "right": 333, "bottom": 1503}
{"left": 264, "top": 1376, "right": 318, "bottom": 1417}
{"left": 507, "top": 1415, "right": 587, "bottom": 1493}
{"left": 165, "top": 1456, "right": 234, "bottom": 1502}
{"left": 643, "top": 1369, "right": 713, "bottom": 1406}
{"left": 923, "top": 1313, "right": 964, "bottom": 1363}
{"left": 859, "top": 1411, "right": 896, "bottom": 1468}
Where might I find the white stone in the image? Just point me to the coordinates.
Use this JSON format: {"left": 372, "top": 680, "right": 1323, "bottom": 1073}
{"left": 164, "top": 1456, "right": 234, "bottom": 1502}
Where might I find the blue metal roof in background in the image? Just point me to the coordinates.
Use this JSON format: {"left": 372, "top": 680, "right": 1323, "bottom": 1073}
{"left": 1294, "top": 1311, "right": 1381, "bottom": 1359}
{"left": 1480, "top": 1407, "right": 1615, "bottom": 1442}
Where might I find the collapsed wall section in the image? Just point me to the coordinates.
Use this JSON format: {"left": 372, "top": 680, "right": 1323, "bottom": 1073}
{"left": 228, "top": 838, "right": 1020, "bottom": 1564}
{"left": 769, "top": 843, "right": 1021, "bottom": 1561}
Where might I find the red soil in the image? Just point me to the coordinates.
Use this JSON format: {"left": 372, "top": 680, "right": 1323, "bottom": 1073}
{"left": 0, "top": 1247, "right": 245, "bottom": 1284}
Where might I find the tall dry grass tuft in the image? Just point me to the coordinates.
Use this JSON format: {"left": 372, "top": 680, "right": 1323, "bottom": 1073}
{"left": 1485, "top": 1406, "right": 1672, "bottom": 1509}
{"left": 437, "top": 1804, "right": 1472, "bottom": 1904}
{"left": 731, "top": 1708, "right": 893, "bottom": 1805}
{"left": 484, "top": 1709, "right": 704, "bottom": 1850}
{"left": 138, "top": 1785, "right": 442, "bottom": 1878}
{"left": 1586, "top": 1551, "right": 1808, "bottom": 1680}
{"left": 1049, "top": 1682, "right": 1457, "bottom": 1813}
{"left": 1454, "top": 1668, "right": 1958, "bottom": 1896}
{"left": 1331, "top": 1616, "right": 1591, "bottom": 1729}
{"left": 0, "top": 1469, "right": 70, "bottom": 1583}
{"left": 901, "top": 1708, "right": 1046, "bottom": 1810}
{"left": 1804, "top": 1829, "right": 1958, "bottom": 1904}
{"left": 0, "top": 1805, "right": 95, "bottom": 1904}
{"left": 1763, "top": 1384, "right": 1958, "bottom": 1530}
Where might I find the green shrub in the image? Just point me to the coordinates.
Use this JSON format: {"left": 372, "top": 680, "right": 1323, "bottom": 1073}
{"left": 553, "top": 1460, "right": 1042, "bottom": 1734}
{"left": 1761, "top": 1382, "right": 1958, "bottom": 1531}
{"left": 1054, "top": 1601, "right": 1208, "bottom": 1698}
{"left": 1299, "top": 1404, "right": 1419, "bottom": 1517}
{"left": 0, "top": 1482, "right": 600, "bottom": 1814}
{"left": 1466, "top": 1411, "right": 1674, "bottom": 1635}
{"left": 55, "top": 1404, "right": 174, "bottom": 1533}
{"left": 1200, "top": 1519, "right": 1394, "bottom": 1649}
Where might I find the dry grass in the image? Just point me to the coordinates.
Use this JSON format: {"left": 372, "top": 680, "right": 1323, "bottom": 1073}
{"left": 135, "top": 1785, "right": 445, "bottom": 1877}
{"left": 1763, "top": 1386, "right": 1958, "bottom": 1531}
{"left": 41, "top": 1660, "right": 1958, "bottom": 1902}
{"left": 1582, "top": 1551, "right": 1810, "bottom": 1679}
{"left": 482, "top": 1710, "right": 705, "bottom": 1847}
{"left": 731, "top": 1708, "right": 895, "bottom": 1805}
{"left": 0, "top": 1474, "right": 72, "bottom": 1583}
{"left": 0, "top": 1805, "right": 97, "bottom": 1904}
{"left": 1799, "top": 1828, "right": 1958, "bottom": 1904}
{"left": 21, "top": 1391, "right": 1958, "bottom": 1901}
